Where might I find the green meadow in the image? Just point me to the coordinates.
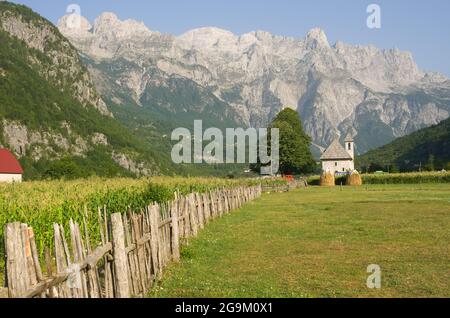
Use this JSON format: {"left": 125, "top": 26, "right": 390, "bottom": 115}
{"left": 149, "top": 184, "right": 450, "bottom": 298}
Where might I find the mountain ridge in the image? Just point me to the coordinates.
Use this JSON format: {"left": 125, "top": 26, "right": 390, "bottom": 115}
{"left": 58, "top": 11, "right": 450, "bottom": 154}
{"left": 358, "top": 117, "right": 450, "bottom": 171}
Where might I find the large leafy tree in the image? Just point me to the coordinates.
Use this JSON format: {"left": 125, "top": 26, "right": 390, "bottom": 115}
{"left": 270, "top": 108, "right": 316, "bottom": 175}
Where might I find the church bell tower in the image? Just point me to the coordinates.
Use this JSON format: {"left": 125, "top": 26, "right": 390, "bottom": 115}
{"left": 344, "top": 133, "right": 354, "bottom": 160}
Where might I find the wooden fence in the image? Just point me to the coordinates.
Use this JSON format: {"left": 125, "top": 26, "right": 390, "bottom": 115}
{"left": 3, "top": 185, "right": 262, "bottom": 298}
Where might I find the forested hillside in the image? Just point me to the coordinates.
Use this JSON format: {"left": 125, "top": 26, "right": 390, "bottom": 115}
{"left": 358, "top": 118, "right": 450, "bottom": 172}
{"left": 0, "top": 3, "right": 182, "bottom": 179}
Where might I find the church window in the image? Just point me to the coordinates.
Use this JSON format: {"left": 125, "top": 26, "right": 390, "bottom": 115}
{"left": 348, "top": 143, "right": 352, "bottom": 151}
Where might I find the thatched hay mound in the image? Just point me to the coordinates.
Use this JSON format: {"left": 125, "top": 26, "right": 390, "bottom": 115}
{"left": 346, "top": 170, "right": 363, "bottom": 186}
{"left": 320, "top": 171, "right": 335, "bottom": 187}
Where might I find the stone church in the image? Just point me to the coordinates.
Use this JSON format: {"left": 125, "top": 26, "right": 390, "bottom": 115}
{"left": 320, "top": 134, "right": 355, "bottom": 174}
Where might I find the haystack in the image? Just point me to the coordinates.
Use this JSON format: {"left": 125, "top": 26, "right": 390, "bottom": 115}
{"left": 346, "top": 170, "right": 363, "bottom": 186}
{"left": 320, "top": 171, "right": 335, "bottom": 187}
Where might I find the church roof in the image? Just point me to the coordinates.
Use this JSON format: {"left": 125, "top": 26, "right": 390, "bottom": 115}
{"left": 320, "top": 139, "right": 352, "bottom": 161}
{"left": 344, "top": 132, "right": 354, "bottom": 142}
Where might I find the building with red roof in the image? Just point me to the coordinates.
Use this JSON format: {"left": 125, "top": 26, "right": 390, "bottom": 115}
{"left": 0, "top": 149, "right": 24, "bottom": 183}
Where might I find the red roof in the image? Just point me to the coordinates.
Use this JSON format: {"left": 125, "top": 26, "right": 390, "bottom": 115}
{"left": 0, "top": 149, "right": 24, "bottom": 174}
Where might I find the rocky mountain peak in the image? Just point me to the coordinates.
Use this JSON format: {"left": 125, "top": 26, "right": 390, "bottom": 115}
{"left": 93, "top": 12, "right": 152, "bottom": 37}
{"left": 177, "top": 27, "right": 237, "bottom": 50}
{"left": 57, "top": 14, "right": 92, "bottom": 36}
{"left": 59, "top": 12, "right": 155, "bottom": 41}
{"left": 304, "top": 27, "right": 330, "bottom": 49}
{"left": 95, "top": 12, "right": 119, "bottom": 24}
{"left": 253, "top": 30, "right": 274, "bottom": 42}
{"left": 92, "top": 12, "right": 119, "bottom": 34}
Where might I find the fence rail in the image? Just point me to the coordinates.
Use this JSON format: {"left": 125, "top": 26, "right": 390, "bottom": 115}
{"left": 2, "top": 185, "right": 262, "bottom": 298}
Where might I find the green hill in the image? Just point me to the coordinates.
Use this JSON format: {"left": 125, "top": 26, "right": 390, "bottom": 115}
{"left": 0, "top": 2, "right": 171, "bottom": 179}
{"left": 358, "top": 117, "right": 450, "bottom": 172}
{"left": 0, "top": 2, "right": 250, "bottom": 180}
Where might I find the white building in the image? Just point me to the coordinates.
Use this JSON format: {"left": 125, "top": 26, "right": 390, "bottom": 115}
{"left": 320, "top": 134, "right": 355, "bottom": 174}
{"left": 0, "top": 149, "right": 23, "bottom": 183}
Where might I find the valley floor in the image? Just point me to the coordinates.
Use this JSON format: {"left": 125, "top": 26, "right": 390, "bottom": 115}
{"left": 149, "top": 184, "right": 450, "bottom": 298}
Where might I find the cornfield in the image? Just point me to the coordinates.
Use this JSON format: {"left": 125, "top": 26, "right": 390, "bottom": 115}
{"left": 0, "top": 176, "right": 285, "bottom": 282}
{"left": 362, "top": 172, "right": 450, "bottom": 184}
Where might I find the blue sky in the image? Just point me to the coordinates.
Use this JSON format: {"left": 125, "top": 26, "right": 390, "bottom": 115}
{"left": 10, "top": 0, "right": 450, "bottom": 76}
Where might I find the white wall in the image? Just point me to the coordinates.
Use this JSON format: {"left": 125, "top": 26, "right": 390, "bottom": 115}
{"left": 322, "top": 160, "right": 354, "bottom": 174}
{"left": 0, "top": 174, "right": 22, "bottom": 183}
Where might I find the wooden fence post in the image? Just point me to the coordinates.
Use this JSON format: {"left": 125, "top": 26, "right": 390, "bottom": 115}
{"left": 202, "top": 193, "right": 210, "bottom": 224}
{"left": 182, "top": 198, "right": 191, "bottom": 240}
{"left": 171, "top": 201, "right": 180, "bottom": 262}
{"left": 196, "top": 193, "right": 205, "bottom": 229}
{"left": 210, "top": 192, "right": 217, "bottom": 219}
{"left": 111, "top": 213, "right": 130, "bottom": 298}
{"left": 189, "top": 194, "right": 199, "bottom": 236}
{"left": 5, "top": 222, "right": 30, "bottom": 298}
{"left": 149, "top": 205, "right": 162, "bottom": 279}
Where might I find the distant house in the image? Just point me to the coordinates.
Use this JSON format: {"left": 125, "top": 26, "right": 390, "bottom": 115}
{"left": 0, "top": 149, "right": 24, "bottom": 183}
{"left": 320, "top": 134, "right": 355, "bottom": 174}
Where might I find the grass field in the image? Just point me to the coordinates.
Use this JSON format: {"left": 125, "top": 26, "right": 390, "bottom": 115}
{"left": 149, "top": 184, "right": 450, "bottom": 298}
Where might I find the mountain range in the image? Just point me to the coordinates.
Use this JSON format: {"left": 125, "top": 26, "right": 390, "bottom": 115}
{"left": 1, "top": 2, "right": 449, "bottom": 179}
{"left": 57, "top": 11, "right": 450, "bottom": 156}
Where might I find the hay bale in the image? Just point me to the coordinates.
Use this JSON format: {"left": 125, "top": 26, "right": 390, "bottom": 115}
{"left": 346, "top": 170, "right": 363, "bottom": 186}
{"left": 320, "top": 171, "right": 335, "bottom": 187}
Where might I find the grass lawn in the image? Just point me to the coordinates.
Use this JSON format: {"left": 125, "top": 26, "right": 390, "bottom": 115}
{"left": 149, "top": 184, "right": 450, "bottom": 298}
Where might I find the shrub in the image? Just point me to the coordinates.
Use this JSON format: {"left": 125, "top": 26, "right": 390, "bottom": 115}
{"left": 43, "top": 158, "right": 84, "bottom": 180}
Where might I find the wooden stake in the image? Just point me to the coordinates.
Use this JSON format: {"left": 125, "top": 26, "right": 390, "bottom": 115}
{"left": 110, "top": 213, "right": 130, "bottom": 298}
{"left": 171, "top": 201, "right": 180, "bottom": 262}
{"left": 5, "top": 223, "right": 30, "bottom": 298}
